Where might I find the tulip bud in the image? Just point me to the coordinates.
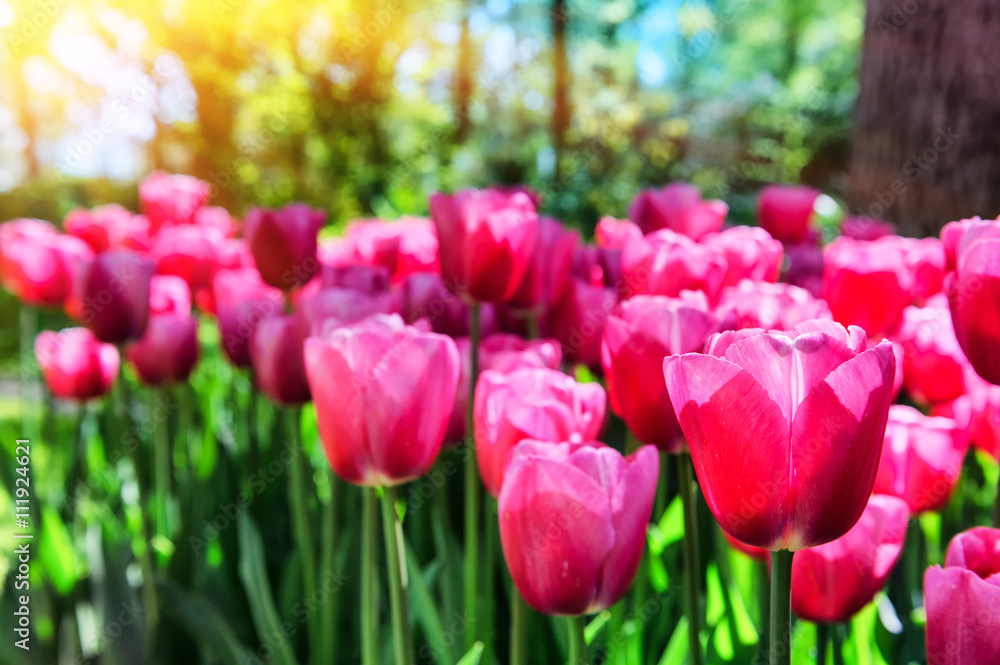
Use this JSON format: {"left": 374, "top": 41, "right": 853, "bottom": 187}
{"left": 64, "top": 204, "right": 151, "bottom": 253}
{"left": 250, "top": 314, "right": 311, "bottom": 405}
{"left": 244, "top": 203, "right": 325, "bottom": 291}
{"left": 75, "top": 250, "right": 155, "bottom": 344}
{"left": 126, "top": 315, "right": 200, "bottom": 386}
{"left": 35, "top": 328, "right": 119, "bottom": 401}
{"left": 718, "top": 279, "right": 832, "bottom": 331}
{"left": 0, "top": 220, "right": 94, "bottom": 307}
{"left": 702, "top": 225, "right": 784, "bottom": 288}
{"left": 757, "top": 185, "right": 819, "bottom": 244}
{"left": 629, "top": 183, "right": 727, "bottom": 239}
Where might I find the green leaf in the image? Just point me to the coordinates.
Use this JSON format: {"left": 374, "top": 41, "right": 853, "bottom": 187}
{"left": 157, "top": 579, "right": 255, "bottom": 665}
{"left": 657, "top": 615, "right": 688, "bottom": 665}
{"left": 456, "top": 641, "right": 484, "bottom": 665}
{"left": 39, "top": 506, "right": 78, "bottom": 595}
{"left": 585, "top": 609, "right": 610, "bottom": 645}
{"left": 404, "top": 538, "right": 455, "bottom": 664}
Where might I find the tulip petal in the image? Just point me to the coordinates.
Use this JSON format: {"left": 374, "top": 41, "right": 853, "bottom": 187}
{"left": 926, "top": 566, "right": 1000, "bottom": 664}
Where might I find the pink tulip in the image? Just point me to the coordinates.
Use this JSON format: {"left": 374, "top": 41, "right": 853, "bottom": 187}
{"left": 192, "top": 206, "right": 237, "bottom": 237}
{"left": 34, "top": 328, "right": 119, "bottom": 401}
{"left": 75, "top": 250, "right": 155, "bottom": 344}
{"left": 126, "top": 315, "right": 200, "bottom": 386}
{"left": 940, "top": 215, "right": 1000, "bottom": 271}
{"left": 757, "top": 185, "right": 820, "bottom": 244}
{"left": 542, "top": 276, "right": 617, "bottom": 369}
{"left": 895, "top": 296, "right": 968, "bottom": 405}
{"left": 840, "top": 216, "right": 895, "bottom": 241}
{"left": 215, "top": 238, "right": 255, "bottom": 271}
{"left": 64, "top": 204, "right": 151, "bottom": 253}
{"left": 629, "top": 183, "right": 728, "bottom": 239}
{"left": 595, "top": 216, "right": 642, "bottom": 250}
{"left": 791, "top": 495, "right": 909, "bottom": 622}
{"left": 213, "top": 268, "right": 283, "bottom": 367}
{"left": 296, "top": 287, "right": 398, "bottom": 337}
{"left": 621, "top": 229, "right": 728, "bottom": 303}
{"left": 602, "top": 291, "right": 734, "bottom": 451}
{"left": 703, "top": 225, "right": 783, "bottom": 287}
{"left": 944, "top": 218, "right": 1000, "bottom": 385}
{"left": 935, "top": 371, "right": 1000, "bottom": 460}
{"left": 344, "top": 217, "right": 439, "bottom": 280}
{"left": 0, "top": 221, "right": 93, "bottom": 307}
{"left": 400, "top": 272, "right": 499, "bottom": 338}
{"left": 149, "top": 275, "right": 192, "bottom": 317}
{"left": 718, "top": 279, "right": 832, "bottom": 331}
{"left": 474, "top": 367, "right": 606, "bottom": 497}
{"left": 152, "top": 224, "right": 225, "bottom": 291}
{"left": 304, "top": 313, "right": 460, "bottom": 486}
{"left": 663, "top": 320, "right": 896, "bottom": 550}
{"left": 507, "top": 217, "right": 578, "bottom": 313}
{"left": 925, "top": 527, "right": 1000, "bottom": 665}
{"left": 138, "top": 171, "right": 211, "bottom": 233}
{"left": 320, "top": 263, "right": 392, "bottom": 295}
{"left": 872, "top": 405, "right": 968, "bottom": 514}
{"left": 901, "top": 236, "right": 946, "bottom": 301}
{"left": 499, "top": 441, "right": 659, "bottom": 615}
{"left": 244, "top": 203, "right": 325, "bottom": 291}
{"left": 249, "top": 314, "right": 311, "bottom": 405}
{"left": 429, "top": 188, "right": 538, "bottom": 303}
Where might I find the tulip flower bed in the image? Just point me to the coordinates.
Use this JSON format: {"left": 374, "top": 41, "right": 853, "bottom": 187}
{"left": 1, "top": 173, "right": 999, "bottom": 665}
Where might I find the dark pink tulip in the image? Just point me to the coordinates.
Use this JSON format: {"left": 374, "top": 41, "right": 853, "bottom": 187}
{"left": 244, "top": 203, "right": 325, "bottom": 291}
{"left": 35, "top": 328, "right": 119, "bottom": 401}
{"left": 925, "top": 527, "right": 1000, "bottom": 665}
{"left": 296, "top": 287, "right": 398, "bottom": 337}
{"left": 213, "top": 268, "right": 283, "bottom": 367}
{"left": 126, "top": 315, "right": 200, "bottom": 386}
{"left": 663, "top": 320, "right": 896, "bottom": 550}
{"left": 305, "top": 313, "right": 460, "bottom": 486}
{"left": 64, "top": 204, "right": 151, "bottom": 253}
{"left": 872, "top": 405, "right": 968, "bottom": 514}
{"left": 900, "top": 236, "right": 946, "bottom": 300}
{"left": 138, "top": 171, "right": 211, "bottom": 233}
{"left": 840, "top": 216, "right": 895, "bottom": 241}
{"left": 757, "top": 184, "right": 820, "bottom": 244}
{"left": 344, "top": 217, "right": 440, "bottom": 281}
{"left": 791, "top": 495, "right": 909, "bottom": 623}
{"left": 940, "top": 215, "right": 1000, "bottom": 271}
{"left": 399, "top": 272, "right": 499, "bottom": 338}
{"left": 192, "top": 206, "right": 237, "bottom": 237}
{"left": 152, "top": 224, "right": 224, "bottom": 291}
{"left": 602, "top": 292, "right": 734, "bottom": 451}
{"left": 629, "top": 183, "right": 728, "bottom": 239}
{"left": 718, "top": 279, "right": 832, "bottom": 331}
{"left": 499, "top": 441, "right": 659, "bottom": 615}
{"left": 429, "top": 188, "right": 538, "bottom": 303}
{"left": 0, "top": 221, "right": 93, "bottom": 307}
{"left": 474, "top": 367, "right": 606, "bottom": 497}
{"left": 595, "top": 216, "right": 642, "bottom": 249}
{"left": 507, "top": 217, "right": 578, "bottom": 314}
{"left": 571, "top": 244, "right": 622, "bottom": 291}
{"left": 149, "top": 275, "right": 191, "bottom": 317}
{"left": 895, "top": 296, "right": 968, "bottom": 405}
{"left": 75, "top": 250, "right": 155, "bottom": 344}
{"left": 703, "top": 225, "right": 783, "bottom": 287}
{"left": 935, "top": 370, "right": 1000, "bottom": 460}
{"left": 249, "top": 314, "right": 311, "bottom": 405}
{"left": 320, "top": 263, "right": 392, "bottom": 294}
{"left": 542, "top": 276, "right": 617, "bottom": 369}
{"left": 447, "top": 334, "right": 562, "bottom": 444}
{"left": 781, "top": 238, "right": 825, "bottom": 299}
{"left": 945, "top": 218, "right": 1000, "bottom": 385}
{"left": 621, "top": 229, "right": 728, "bottom": 303}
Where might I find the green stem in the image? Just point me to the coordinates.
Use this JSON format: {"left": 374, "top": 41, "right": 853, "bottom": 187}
{"left": 770, "top": 550, "right": 794, "bottom": 665}
{"left": 63, "top": 405, "right": 88, "bottom": 522}
{"left": 567, "top": 615, "right": 586, "bottom": 665}
{"left": 831, "top": 624, "right": 845, "bottom": 665}
{"left": 464, "top": 302, "right": 482, "bottom": 651}
{"left": 286, "top": 407, "right": 318, "bottom": 656}
{"left": 483, "top": 498, "right": 496, "bottom": 665}
{"left": 362, "top": 487, "right": 379, "bottom": 665}
{"left": 815, "top": 622, "right": 828, "bottom": 665}
{"left": 318, "top": 469, "right": 339, "bottom": 664}
{"left": 510, "top": 588, "right": 528, "bottom": 665}
{"left": 152, "top": 390, "right": 172, "bottom": 553}
{"left": 381, "top": 486, "right": 414, "bottom": 665}
{"left": 19, "top": 305, "right": 37, "bottom": 439}
{"left": 431, "top": 468, "right": 457, "bottom": 624}
{"left": 993, "top": 483, "right": 1000, "bottom": 527}
{"left": 678, "top": 454, "right": 703, "bottom": 665}
{"left": 757, "top": 559, "right": 770, "bottom": 655}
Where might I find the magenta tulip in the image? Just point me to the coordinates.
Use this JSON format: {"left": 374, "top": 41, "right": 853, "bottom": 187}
{"left": 781, "top": 238, "right": 825, "bottom": 299}
{"left": 840, "top": 216, "right": 895, "bottom": 241}
{"left": 474, "top": 367, "right": 606, "bottom": 497}
{"left": 757, "top": 185, "right": 819, "bottom": 244}
{"left": 138, "top": 171, "right": 211, "bottom": 233}
{"left": 400, "top": 272, "right": 499, "bottom": 338}
{"left": 213, "top": 268, "right": 283, "bottom": 367}
{"left": 344, "top": 216, "right": 440, "bottom": 280}
{"left": 944, "top": 218, "right": 1000, "bottom": 385}
{"left": 35, "top": 328, "right": 119, "bottom": 401}
{"left": 499, "top": 440, "right": 659, "bottom": 615}
{"left": 791, "top": 494, "right": 909, "bottom": 622}
{"left": 152, "top": 224, "right": 225, "bottom": 291}
{"left": 595, "top": 216, "right": 642, "bottom": 249}
{"left": 703, "top": 225, "right": 783, "bottom": 287}
{"left": 320, "top": 263, "right": 392, "bottom": 294}
{"left": 244, "top": 203, "right": 325, "bottom": 291}
{"left": 507, "top": 217, "right": 578, "bottom": 314}
{"left": 872, "top": 405, "right": 968, "bottom": 514}
{"left": 542, "top": 276, "right": 617, "bottom": 369}
{"left": 663, "top": 320, "right": 896, "bottom": 550}
{"left": 628, "top": 183, "right": 728, "bottom": 239}
{"left": 249, "top": 314, "right": 311, "bottom": 405}
{"left": 718, "top": 279, "right": 832, "bottom": 331}
{"left": 429, "top": 188, "right": 538, "bottom": 303}
{"left": 0, "top": 221, "right": 93, "bottom": 307}
{"left": 126, "top": 315, "right": 200, "bottom": 386}
{"left": 192, "top": 206, "right": 237, "bottom": 237}
{"left": 149, "top": 275, "right": 192, "bottom": 317}
{"left": 621, "top": 229, "right": 728, "bottom": 303}
{"left": 940, "top": 215, "right": 1000, "bottom": 271}
{"left": 571, "top": 244, "right": 623, "bottom": 292}
{"left": 936, "top": 371, "right": 1000, "bottom": 461}
{"left": 895, "top": 296, "right": 969, "bottom": 405}
{"left": 64, "top": 204, "right": 151, "bottom": 253}
{"left": 75, "top": 250, "right": 155, "bottom": 344}
{"left": 602, "top": 291, "right": 734, "bottom": 451}
{"left": 925, "top": 527, "right": 1000, "bottom": 665}
{"left": 304, "top": 313, "right": 460, "bottom": 486}
{"left": 296, "top": 287, "right": 398, "bottom": 337}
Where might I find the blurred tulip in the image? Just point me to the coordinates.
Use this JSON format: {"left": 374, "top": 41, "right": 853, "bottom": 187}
{"left": 474, "top": 367, "right": 606, "bottom": 497}
{"left": 320, "top": 263, "right": 392, "bottom": 294}
{"left": 718, "top": 279, "right": 832, "bottom": 331}
{"left": 149, "top": 274, "right": 191, "bottom": 317}
{"left": 840, "top": 216, "right": 895, "bottom": 241}
{"left": 663, "top": 320, "right": 896, "bottom": 550}
{"left": 244, "top": 203, "right": 325, "bottom": 291}
{"left": 935, "top": 370, "right": 1000, "bottom": 460}
{"left": 0, "top": 226, "right": 93, "bottom": 307}
{"left": 542, "top": 276, "right": 617, "bottom": 369}
{"left": 595, "top": 216, "right": 642, "bottom": 249}
{"left": 138, "top": 171, "right": 211, "bottom": 232}
{"left": 215, "top": 238, "right": 255, "bottom": 272}
{"left": 126, "top": 315, "right": 200, "bottom": 386}
{"left": 344, "top": 217, "right": 440, "bottom": 280}
{"left": 901, "top": 236, "right": 946, "bottom": 300}
{"left": 629, "top": 183, "right": 728, "bottom": 239}
{"left": 507, "top": 217, "right": 578, "bottom": 314}
{"left": 64, "top": 204, "right": 151, "bottom": 253}
{"left": 35, "top": 328, "right": 119, "bottom": 401}
{"left": 429, "top": 188, "right": 538, "bottom": 303}
{"left": 791, "top": 494, "right": 909, "bottom": 622}
{"left": 192, "top": 206, "right": 237, "bottom": 237}
{"left": 249, "top": 314, "right": 311, "bottom": 405}
{"left": 925, "top": 527, "right": 1000, "bottom": 665}
{"left": 940, "top": 215, "right": 1000, "bottom": 271}
{"left": 399, "top": 272, "right": 499, "bottom": 338}
{"left": 757, "top": 185, "right": 819, "bottom": 244}
{"left": 213, "top": 268, "right": 283, "bottom": 367}
{"left": 571, "top": 244, "right": 622, "bottom": 291}
{"left": 621, "top": 229, "right": 728, "bottom": 303}
{"left": 75, "top": 250, "right": 155, "bottom": 344}
{"left": 872, "top": 405, "right": 968, "bottom": 514}
{"left": 704, "top": 225, "right": 783, "bottom": 287}
{"left": 602, "top": 291, "right": 734, "bottom": 451}
{"left": 499, "top": 441, "right": 659, "bottom": 615}
{"left": 781, "top": 238, "right": 825, "bottom": 298}
{"left": 296, "top": 287, "right": 398, "bottom": 337}
{"left": 305, "top": 313, "right": 460, "bottom": 486}
{"left": 895, "top": 296, "right": 968, "bottom": 405}
{"left": 945, "top": 218, "right": 1000, "bottom": 385}
{"left": 152, "top": 224, "right": 225, "bottom": 291}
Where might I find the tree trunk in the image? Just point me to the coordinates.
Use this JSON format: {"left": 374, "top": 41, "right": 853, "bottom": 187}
{"left": 848, "top": 0, "right": 1000, "bottom": 237}
{"left": 551, "top": 0, "right": 570, "bottom": 178}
